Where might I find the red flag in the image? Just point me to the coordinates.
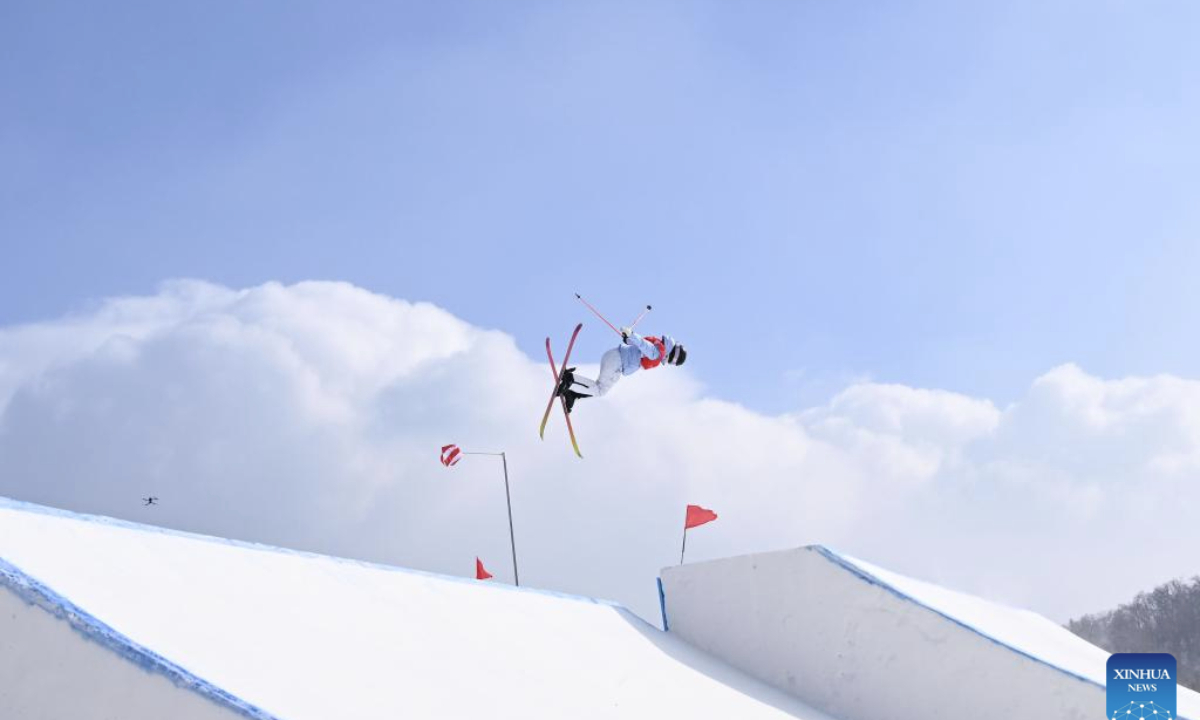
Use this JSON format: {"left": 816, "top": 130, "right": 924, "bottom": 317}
{"left": 685, "top": 504, "right": 718, "bottom": 529}
{"left": 475, "top": 557, "right": 493, "bottom": 580}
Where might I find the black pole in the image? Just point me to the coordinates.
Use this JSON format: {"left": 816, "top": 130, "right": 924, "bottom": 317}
{"left": 501, "top": 452, "right": 519, "bottom": 586}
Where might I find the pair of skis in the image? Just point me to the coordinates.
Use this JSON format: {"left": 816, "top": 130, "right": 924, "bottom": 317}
{"left": 539, "top": 323, "right": 583, "bottom": 458}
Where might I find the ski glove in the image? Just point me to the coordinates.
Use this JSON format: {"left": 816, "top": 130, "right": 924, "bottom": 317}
{"left": 620, "top": 327, "right": 633, "bottom": 343}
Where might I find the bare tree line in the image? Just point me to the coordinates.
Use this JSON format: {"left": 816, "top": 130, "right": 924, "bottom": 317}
{"left": 1068, "top": 577, "right": 1200, "bottom": 691}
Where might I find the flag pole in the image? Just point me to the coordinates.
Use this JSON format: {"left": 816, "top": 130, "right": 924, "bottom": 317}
{"left": 501, "top": 452, "right": 519, "bottom": 587}
{"left": 680, "top": 506, "right": 689, "bottom": 565}
{"left": 461, "top": 451, "right": 519, "bottom": 586}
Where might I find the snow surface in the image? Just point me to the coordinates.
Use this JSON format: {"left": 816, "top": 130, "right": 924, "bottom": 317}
{"left": 661, "top": 545, "right": 1200, "bottom": 720}
{"left": 831, "top": 549, "right": 1200, "bottom": 719}
{"left": 0, "top": 498, "right": 835, "bottom": 720}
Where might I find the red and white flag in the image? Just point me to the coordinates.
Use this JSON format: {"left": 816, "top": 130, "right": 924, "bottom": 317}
{"left": 475, "top": 557, "right": 493, "bottom": 580}
{"left": 685, "top": 504, "right": 718, "bottom": 529}
{"left": 440, "top": 444, "right": 462, "bottom": 467}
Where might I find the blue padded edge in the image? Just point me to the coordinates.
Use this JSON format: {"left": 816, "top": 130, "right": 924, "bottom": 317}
{"left": 657, "top": 577, "right": 669, "bottom": 632}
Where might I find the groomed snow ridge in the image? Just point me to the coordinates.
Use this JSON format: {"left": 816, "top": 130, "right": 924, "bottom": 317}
{"left": 0, "top": 497, "right": 835, "bottom": 720}
{"left": 660, "top": 545, "right": 1200, "bottom": 720}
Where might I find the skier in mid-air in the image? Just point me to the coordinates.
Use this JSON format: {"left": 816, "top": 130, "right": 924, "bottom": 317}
{"left": 539, "top": 296, "right": 685, "bottom": 457}
{"left": 555, "top": 328, "right": 687, "bottom": 413}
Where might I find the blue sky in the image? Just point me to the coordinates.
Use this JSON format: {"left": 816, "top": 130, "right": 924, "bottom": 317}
{"left": 4, "top": 1, "right": 1200, "bottom": 413}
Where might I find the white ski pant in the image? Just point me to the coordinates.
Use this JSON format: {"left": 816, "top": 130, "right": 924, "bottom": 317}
{"left": 572, "top": 348, "right": 624, "bottom": 397}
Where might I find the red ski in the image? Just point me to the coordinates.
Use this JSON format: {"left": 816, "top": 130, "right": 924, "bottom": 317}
{"left": 539, "top": 323, "right": 583, "bottom": 458}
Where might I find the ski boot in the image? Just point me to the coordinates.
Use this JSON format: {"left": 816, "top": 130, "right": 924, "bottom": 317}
{"left": 555, "top": 367, "right": 577, "bottom": 398}
{"left": 555, "top": 367, "right": 587, "bottom": 414}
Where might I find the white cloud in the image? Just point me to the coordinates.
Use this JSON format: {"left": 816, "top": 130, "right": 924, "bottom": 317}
{"left": 0, "top": 281, "right": 1196, "bottom": 623}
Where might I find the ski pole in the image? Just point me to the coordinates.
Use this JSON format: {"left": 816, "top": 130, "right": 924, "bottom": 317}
{"left": 628, "top": 304, "right": 652, "bottom": 331}
{"left": 575, "top": 293, "right": 622, "bottom": 337}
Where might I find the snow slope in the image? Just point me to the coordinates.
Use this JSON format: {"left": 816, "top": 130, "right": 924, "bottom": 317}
{"left": 660, "top": 546, "right": 1200, "bottom": 720}
{"left": 835, "top": 548, "right": 1200, "bottom": 717}
{"left": 0, "top": 498, "right": 834, "bottom": 720}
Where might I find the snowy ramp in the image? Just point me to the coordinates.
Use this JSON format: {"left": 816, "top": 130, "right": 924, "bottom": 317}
{"left": 0, "top": 498, "right": 834, "bottom": 720}
{"left": 660, "top": 545, "right": 1200, "bottom": 720}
